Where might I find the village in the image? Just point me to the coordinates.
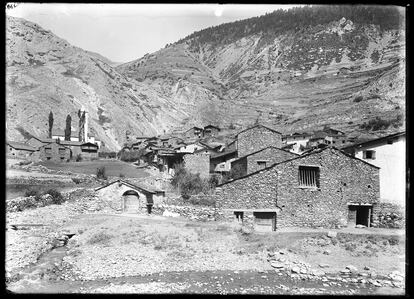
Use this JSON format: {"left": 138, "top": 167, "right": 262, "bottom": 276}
{"left": 6, "top": 105, "right": 406, "bottom": 294}
{"left": 5, "top": 3, "right": 406, "bottom": 295}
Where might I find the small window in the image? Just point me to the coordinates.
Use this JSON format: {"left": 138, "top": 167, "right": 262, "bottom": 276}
{"left": 298, "top": 166, "right": 320, "bottom": 188}
{"left": 387, "top": 140, "right": 393, "bottom": 145}
{"left": 234, "top": 211, "right": 243, "bottom": 222}
{"left": 257, "top": 161, "right": 267, "bottom": 168}
{"left": 363, "top": 150, "right": 376, "bottom": 160}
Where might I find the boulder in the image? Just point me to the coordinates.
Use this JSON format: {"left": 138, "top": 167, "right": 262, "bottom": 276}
{"left": 270, "top": 262, "right": 285, "bottom": 269}
{"left": 345, "top": 265, "right": 358, "bottom": 273}
{"left": 291, "top": 266, "right": 300, "bottom": 274}
{"left": 327, "top": 231, "right": 337, "bottom": 238}
{"left": 323, "top": 250, "right": 331, "bottom": 255}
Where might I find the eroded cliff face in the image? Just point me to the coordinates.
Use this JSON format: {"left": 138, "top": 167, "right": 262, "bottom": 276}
{"left": 118, "top": 16, "right": 405, "bottom": 137}
{"left": 6, "top": 16, "right": 187, "bottom": 150}
{"left": 7, "top": 10, "right": 405, "bottom": 150}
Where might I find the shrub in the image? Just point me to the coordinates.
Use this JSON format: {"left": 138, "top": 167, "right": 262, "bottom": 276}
{"left": 87, "top": 231, "right": 113, "bottom": 245}
{"left": 72, "top": 177, "right": 82, "bottom": 184}
{"left": 119, "top": 173, "right": 125, "bottom": 178}
{"left": 75, "top": 154, "right": 82, "bottom": 162}
{"left": 118, "top": 149, "right": 146, "bottom": 162}
{"left": 96, "top": 166, "right": 107, "bottom": 180}
{"left": 388, "top": 236, "right": 400, "bottom": 246}
{"left": 25, "top": 189, "right": 40, "bottom": 197}
{"left": 171, "top": 163, "right": 214, "bottom": 200}
{"left": 18, "top": 160, "right": 32, "bottom": 166}
{"left": 45, "top": 188, "right": 65, "bottom": 204}
{"left": 353, "top": 95, "right": 363, "bottom": 103}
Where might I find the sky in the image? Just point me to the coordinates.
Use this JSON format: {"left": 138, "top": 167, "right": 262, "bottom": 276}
{"left": 6, "top": 3, "right": 303, "bottom": 63}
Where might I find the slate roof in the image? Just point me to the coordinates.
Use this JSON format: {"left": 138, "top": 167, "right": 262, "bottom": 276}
{"left": 341, "top": 131, "right": 405, "bottom": 151}
{"left": 94, "top": 179, "right": 162, "bottom": 194}
{"left": 230, "top": 146, "right": 299, "bottom": 163}
{"left": 7, "top": 141, "right": 37, "bottom": 151}
{"left": 217, "top": 147, "right": 379, "bottom": 187}
{"left": 235, "top": 124, "right": 282, "bottom": 137}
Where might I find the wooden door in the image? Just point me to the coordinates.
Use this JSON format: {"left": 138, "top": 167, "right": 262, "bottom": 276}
{"left": 123, "top": 194, "right": 140, "bottom": 213}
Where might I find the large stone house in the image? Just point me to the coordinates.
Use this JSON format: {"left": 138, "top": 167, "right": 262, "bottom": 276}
{"left": 95, "top": 180, "right": 165, "bottom": 214}
{"left": 215, "top": 147, "right": 380, "bottom": 231}
{"left": 342, "top": 131, "right": 405, "bottom": 206}
{"left": 38, "top": 142, "right": 71, "bottom": 162}
{"left": 230, "top": 146, "right": 299, "bottom": 176}
{"left": 235, "top": 124, "right": 284, "bottom": 157}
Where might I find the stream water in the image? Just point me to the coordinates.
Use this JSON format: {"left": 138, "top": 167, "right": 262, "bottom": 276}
{"left": 7, "top": 243, "right": 404, "bottom": 295}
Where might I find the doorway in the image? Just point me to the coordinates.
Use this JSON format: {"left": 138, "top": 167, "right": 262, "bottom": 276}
{"left": 122, "top": 190, "right": 140, "bottom": 213}
{"left": 348, "top": 205, "right": 372, "bottom": 227}
{"left": 253, "top": 212, "right": 276, "bottom": 232}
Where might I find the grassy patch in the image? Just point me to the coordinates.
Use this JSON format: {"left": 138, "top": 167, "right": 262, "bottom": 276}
{"left": 87, "top": 231, "right": 114, "bottom": 245}
{"left": 36, "top": 160, "right": 148, "bottom": 178}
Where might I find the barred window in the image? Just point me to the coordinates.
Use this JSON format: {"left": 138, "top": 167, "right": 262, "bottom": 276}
{"left": 298, "top": 166, "right": 320, "bottom": 188}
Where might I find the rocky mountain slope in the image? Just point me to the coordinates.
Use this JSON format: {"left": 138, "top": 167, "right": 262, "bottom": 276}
{"left": 117, "top": 6, "right": 405, "bottom": 137}
{"left": 6, "top": 16, "right": 189, "bottom": 151}
{"left": 6, "top": 6, "right": 406, "bottom": 151}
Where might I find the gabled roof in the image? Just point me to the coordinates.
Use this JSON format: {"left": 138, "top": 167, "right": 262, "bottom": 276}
{"left": 185, "top": 126, "right": 203, "bottom": 133}
{"left": 230, "top": 146, "right": 299, "bottom": 163}
{"left": 204, "top": 124, "right": 220, "bottom": 130}
{"left": 7, "top": 141, "right": 37, "bottom": 151}
{"left": 81, "top": 142, "right": 99, "bottom": 147}
{"left": 94, "top": 179, "right": 158, "bottom": 194}
{"left": 341, "top": 132, "right": 405, "bottom": 151}
{"left": 217, "top": 147, "right": 379, "bottom": 187}
{"left": 235, "top": 124, "right": 282, "bottom": 137}
{"left": 59, "top": 140, "right": 83, "bottom": 146}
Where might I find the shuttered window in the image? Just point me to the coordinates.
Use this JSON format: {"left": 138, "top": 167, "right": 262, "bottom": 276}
{"left": 298, "top": 166, "right": 320, "bottom": 188}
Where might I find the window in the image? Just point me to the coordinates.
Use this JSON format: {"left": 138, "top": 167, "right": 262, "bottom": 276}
{"left": 298, "top": 166, "right": 320, "bottom": 188}
{"left": 234, "top": 211, "right": 243, "bottom": 222}
{"left": 387, "top": 140, "right": 393, "bottom": 145}
{"left": 363, "top": 150, "right": 376, "bottom": 160}
{"left": 257, "top": 161, "right": 267, "bottom": 168}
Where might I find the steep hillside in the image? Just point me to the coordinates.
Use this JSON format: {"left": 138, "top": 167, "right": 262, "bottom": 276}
{"left": 6, "top": 16, "right": 188, "bottom": 150}
{"left": 117, "top": 5, "right": 405, "bottom": 137}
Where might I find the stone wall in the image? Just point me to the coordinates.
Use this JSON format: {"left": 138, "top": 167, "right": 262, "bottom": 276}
{"left": 216, "top": 148, "right": 380, "bottom": 229}
{"left": 274, "top": 148, "right": 379, "bottom": 228}
{"left": 152, "top": 204, "right": 218, "bottom": 221}
{"left": 183, "top": 152, "right": 210, "bottom": 178}
{"left": 372, "top": 202, "right": 405, "bottom": 228}
{"left": 245, "top": 147, "right": 298, "bottom": 174}
{"left": 237, "top": 126, "right": 283, "bottom": 157}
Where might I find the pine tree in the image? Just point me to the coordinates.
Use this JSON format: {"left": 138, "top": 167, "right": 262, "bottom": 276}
{"left": 64, "top": 114, "right": 72, "bottom": 141}
{"left": 48, "top": 111, "right": 54, "bottom": 138}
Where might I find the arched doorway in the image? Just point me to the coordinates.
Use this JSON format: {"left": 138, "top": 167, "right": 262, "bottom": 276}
{"left": 122, "top": 190, "right": 140, "bottom": 213}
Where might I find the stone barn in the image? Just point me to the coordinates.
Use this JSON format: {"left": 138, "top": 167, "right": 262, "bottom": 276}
{"left": 215, "top": 147, "right": 380, "bottom": 231}
{"left": 230, "top": 146, "right": 298, "bottom": 176}
{"left": 236, "top": 124, "right": 284, "bottom": 157}
{"left": 95, "top": 180, "right": 165, "bottom": 214}
{"left": 38, "top": 142, "right": 71, "bottom": 162}
{"left": 6, "top": 141, "right": 37, "bottom": 158}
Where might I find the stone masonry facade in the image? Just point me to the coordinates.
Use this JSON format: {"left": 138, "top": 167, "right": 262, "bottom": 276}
{"left": 237, "top": 125, "right": 284, "bottom": 157}
{"left": 216, "top": 147, "right": 380, "bottom": 229}
{"left": 231, "top": 147, "right": 298, "bottom": 176}
{"left": 183, "top": 152, "right": 210, "bottom": 178}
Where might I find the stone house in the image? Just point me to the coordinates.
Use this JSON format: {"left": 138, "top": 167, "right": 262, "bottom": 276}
{"left": 183, "top": 150, "right": 211, "bottom": 178}
{"left": 79, "top": 142, "right": 99, "bottom": 159}
{"left": 342, "top": 131, "right": 405, "bottom": 206}
{"left": 282, "top": 132, "right": 312, "bottom": 154}
{"left": 6, "top": 141, "right": 37, "bottom": 158}
{"left": 38, "top": 141, "right": 71, "bottom": 162}
{"left": 236, "top": 124, "right": 284, "bottom": 157}
{"left": 95, "top": 180, "right": 165, "bottom": 214}
{"left": 203, "top": 125, "right": 221, "bottom": 137}
{"left": 215, "top": 147, "right": 379, "bottom": 231}
{"left": 230, "top": 146, "right": 298, "bottom": 176}
{"left": 210, "top": 149, "right": 238, "bottom": 174}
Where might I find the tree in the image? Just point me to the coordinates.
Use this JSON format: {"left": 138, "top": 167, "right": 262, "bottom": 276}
{"left": 48, "top": 111, "right": 54, "bottom": 138}
{"left": 64, "top": 114, "right": 72, "bottom": 141}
